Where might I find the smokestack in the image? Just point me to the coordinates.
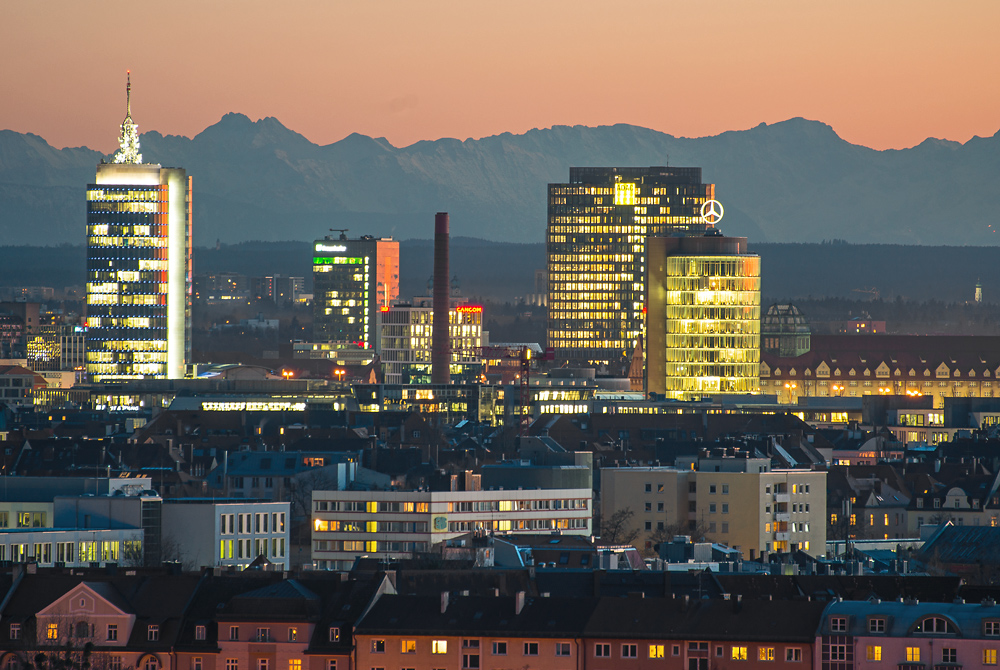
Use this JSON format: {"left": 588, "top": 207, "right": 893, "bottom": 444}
{"left": 432, "top": 212, "right": 451, "bottom": 384}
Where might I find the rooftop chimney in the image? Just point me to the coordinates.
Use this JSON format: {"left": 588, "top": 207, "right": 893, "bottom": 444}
{"left": 515, "top": 590, "right": 526, "bottom": 615}
{"left": 432, "top": 212, "right": 451, "bottom": 384}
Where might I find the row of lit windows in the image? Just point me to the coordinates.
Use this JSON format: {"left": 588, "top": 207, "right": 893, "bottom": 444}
{"left": 88, "top": 202, "right": 162, "bottom": 214}
{"left": 88, "top": 236, "right": 168, "bottom": 248}
{"left": 551, "top": 253, "right": 638, "bottom": 263}
{"left": 88, "top": 294, "right": 162, "bottom": 306}
{"left": 549, "top": 186, "right": 614, "bottom": 196}
{"left": 549, "top": 225, "right": 651, "bottom": 235}
{"left": 89, "top": 339, "right": 166, "bottom": 351}
{"left": 669, "top": 320, "right": 760, "bottom": 335}
{"left": 90, "top": 224, "right": 158, "bottom": 235}
{"left": 665, "top": 349, "right": 759, "bottom": 364}
{"left": 88, "top": 351, "right": 166, "bottom": 363}
{"left": 87, "top": 188, "right": 163, "bottom": 202}
{"left": 86, "top": 361, "right": 165, "bottom": 375}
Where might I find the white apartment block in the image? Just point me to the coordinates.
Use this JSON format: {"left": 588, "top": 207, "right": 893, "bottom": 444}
{"left": 162, "top": 500, "right": 291, "bottom": 571}
{"left": 311, "top": 488, "right": 592, "bottom": 570}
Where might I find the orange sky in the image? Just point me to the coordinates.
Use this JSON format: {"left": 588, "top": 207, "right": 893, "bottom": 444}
{"left": 3, "top": 0, "right": 999, "bottom": 152}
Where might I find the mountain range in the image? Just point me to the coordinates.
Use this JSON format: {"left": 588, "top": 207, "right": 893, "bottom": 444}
{"left": 2, "top": 114, "right": 1000, "bottom": 246}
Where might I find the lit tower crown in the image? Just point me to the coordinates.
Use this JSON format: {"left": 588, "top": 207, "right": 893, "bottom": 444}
{"left": 112, "top": 70, "right": 143, "bottom": 164}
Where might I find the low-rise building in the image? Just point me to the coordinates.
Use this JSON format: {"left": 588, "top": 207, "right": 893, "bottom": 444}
{"left": 162, "top": 499, "right": 292, "bottom": 570}
{"left": 0, "top": 527, "right": 143, "bottom": 566}
{"left": 601, "top": 464, "right": 827, "bottom": 559}
{"left": 821, "top": 599, "right": 1000, "bottom": 670}
{"left": 312, "top": 487, "right": 592, "bottom": 570}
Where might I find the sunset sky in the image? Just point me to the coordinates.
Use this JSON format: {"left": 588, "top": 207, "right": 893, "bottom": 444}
{"left": 3, "top": 0, "right": 999, "bottom": 153}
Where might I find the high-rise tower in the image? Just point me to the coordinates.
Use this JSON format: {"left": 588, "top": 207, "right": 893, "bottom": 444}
{"left": 312, "top": 233, "right": 399, "bottom": 349}
{"left": 85, "top": 72, "right": 192, "bottom": 381}
{"left": 547, "top": 167, "right": 716, "bottom": 367}
{"left": 646, "top": 232, "right": 761, "bottom": 400}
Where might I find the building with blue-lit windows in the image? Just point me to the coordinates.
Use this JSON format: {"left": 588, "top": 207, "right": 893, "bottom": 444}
{"left": 85, "top": 74, "right": 191, "bottom": 381}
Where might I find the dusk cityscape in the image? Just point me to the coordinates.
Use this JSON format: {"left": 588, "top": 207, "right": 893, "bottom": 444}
{"left": 3, "top": 2, "right": 1000, "bottom": 670}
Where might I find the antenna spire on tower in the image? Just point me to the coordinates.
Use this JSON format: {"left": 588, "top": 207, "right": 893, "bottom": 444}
{"left": 113, "top": 69, "right": 142, "bottom": 164}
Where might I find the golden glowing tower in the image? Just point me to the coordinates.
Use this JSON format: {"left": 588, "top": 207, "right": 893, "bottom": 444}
{"left": 85, "top": 73, "right": 192, "bottom": 381}
{"left": 646, "top": 233, "right": 760, "bottom": 400}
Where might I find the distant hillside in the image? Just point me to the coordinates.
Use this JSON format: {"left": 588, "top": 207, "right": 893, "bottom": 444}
{"left": 1, "top": 241, "right": 996, "bottom": 304}
{"left": 2, "top": 116, "right": 1000, "bottom": 246}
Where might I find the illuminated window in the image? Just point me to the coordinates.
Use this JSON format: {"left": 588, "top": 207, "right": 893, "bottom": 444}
{"left": 649, "top": 645, "right": 665, "bottom": 659}
{"left": 401, "top": 640, "right": 416, "bottom": 654}
{"left": 906, "top": 648, "right": 920, "bottom": 663}
{"left": 288, "top": 662, "right": 301, "bottom": 670}
{"left": 866, "top": 646, "right": 881, "bottom": 661}
{"left": 432, "top": 640, "right": 448, "bottom": 654}
{"left": 984, "top": 649, "right": 997, "bottom": 665}
{"left": 759, "top": 648, "right": 774, "bottom": 661}
{"left": 732, "top": 647, "right": 747, "bottom": 660}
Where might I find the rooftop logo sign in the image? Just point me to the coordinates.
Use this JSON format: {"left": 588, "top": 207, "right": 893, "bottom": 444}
{"left": 700, "top": 199, "right": 725, "bottom": 225}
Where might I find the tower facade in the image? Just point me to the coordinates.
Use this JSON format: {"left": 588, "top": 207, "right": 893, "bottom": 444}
{"left": 312, "top": 235, "right": 399, "bottom": 349}
{"left": 646, "top": 233, "right": 760, "bottom": 400}
{"left": 547, "top": 167, "right": 715, "bottom": 367}
{"left": 85, "top": 74, "right": 192, "bottom": 381}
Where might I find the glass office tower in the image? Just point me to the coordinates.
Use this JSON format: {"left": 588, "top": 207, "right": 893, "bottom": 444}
{"left": 85, "top": 74, "right": 192, "bottom": 381}
{"left": 646, "top": 233, "right": 760, "bottom": 400}
{"left": 312, "top": 235, "right": 399, "bottom": 349}
{"left": 547, "top": 167, "right": 714, "bottom": 367}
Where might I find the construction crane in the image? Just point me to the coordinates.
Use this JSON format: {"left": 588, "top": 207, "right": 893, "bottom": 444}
{"left": 852, "top": 287, "right": 880, "bottom": 301}
{"left": 328, "top": 228, "right": 349, "bottom": 240}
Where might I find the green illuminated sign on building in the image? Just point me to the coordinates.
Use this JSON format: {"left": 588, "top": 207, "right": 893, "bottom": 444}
{"left": 313, "top": 257, "right": 363, "bottom": 265}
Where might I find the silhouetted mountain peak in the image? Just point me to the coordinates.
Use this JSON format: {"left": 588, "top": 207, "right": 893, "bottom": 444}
{"left": 3, "top": 116, "right": 1000, "bottom": 247}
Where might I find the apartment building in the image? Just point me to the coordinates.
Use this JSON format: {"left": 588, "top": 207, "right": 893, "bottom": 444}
{"left": 162, "top": 499, "right": 291, "bottom": 571}
{"left": 600, "top": 465, "right": 827, "bottom": 559}
{"left": 821, "top": 599, "right": 1000, "bottom": 670}
{"left": 311, "top": 488, "right": 592, "bottom": 570}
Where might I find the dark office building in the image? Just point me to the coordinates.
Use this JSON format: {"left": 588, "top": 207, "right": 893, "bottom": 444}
{"left": 547, "top": 167, "right": 717, "bottom": 366}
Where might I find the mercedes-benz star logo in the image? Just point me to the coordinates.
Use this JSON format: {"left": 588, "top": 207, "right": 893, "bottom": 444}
{"left": 701, "top": 199, "right": 725, "bottom": 225}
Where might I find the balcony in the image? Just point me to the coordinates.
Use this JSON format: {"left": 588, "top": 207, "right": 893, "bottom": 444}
{"left": 775, "top": 512, "right": 791, "bottom": 522}
{"left": 775, "top": 532, "right": 791, "bottom": 541}
{"left": 774, "top": 493, "right": 790, "bottom": 504}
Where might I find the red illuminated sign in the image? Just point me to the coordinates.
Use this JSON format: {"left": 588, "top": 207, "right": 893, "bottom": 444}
{"left": 456, "top": 305, "right": 483, "bottom": 313}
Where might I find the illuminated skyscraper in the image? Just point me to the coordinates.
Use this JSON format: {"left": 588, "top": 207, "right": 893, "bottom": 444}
{"left": 379, "top": 298, "right": 483, "bottom": 384}
{"left": 547, "top": 167, "right": 716, "bottom": 366}
{"left": 86, "top": 73, "right": 192, "bottom": 381}
{"left": 646, "top": 232, "right": 760, "bottom": 400}
{"left": 312, "top": 234, "right": 399, "bottom": 349}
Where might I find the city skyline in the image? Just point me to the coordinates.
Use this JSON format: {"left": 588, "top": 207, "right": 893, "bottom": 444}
{"left": 3, "top": 1, "right": 999, "bottom": 153}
